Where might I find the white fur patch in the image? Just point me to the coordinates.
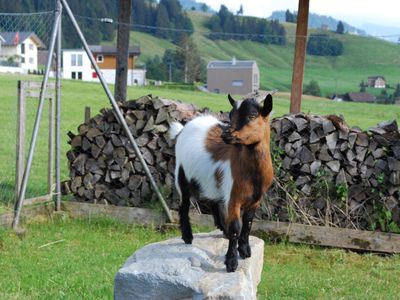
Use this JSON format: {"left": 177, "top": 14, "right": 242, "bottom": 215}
{"left": 174, "top": 115, "right": 233, "bottom": 204}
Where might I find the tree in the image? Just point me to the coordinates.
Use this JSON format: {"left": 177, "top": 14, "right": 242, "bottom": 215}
{"left": 307, "top": 33, "right": 343, "bottom": 56}
{"left": 336, "top": 21, "right": 345, "bottom": 34}
{"left": 359, "top": 80, "right": 366, "bottom": 92}
{"left": 237, "top": 4, "right": 243, "bottom": 15}
{"left": 285, "top": 9, "right": 296, "bottom": 23}
{"left": 114, "top": 0, "right": 132, "bottom": 102}
{"left": 393, "top": 83, "right": 400, "bottom": 98}
{"left": 175, "top": 34, "right": 204, "bottom": 83}
{"left": 200, "top": 3, "right": 208, "bottom": 12}
{"left": 303, "top": 80, "right": 321, "bottom": 96}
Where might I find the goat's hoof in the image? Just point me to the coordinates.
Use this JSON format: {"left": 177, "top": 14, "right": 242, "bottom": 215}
{"left": 238, "top": 244, "right": 251, "bottom": 259}
{"left": 182, "top": 235, "right": 193, "bottom": 244}
{"left": 225, "top": 256, "right": 238, "bottom": 272}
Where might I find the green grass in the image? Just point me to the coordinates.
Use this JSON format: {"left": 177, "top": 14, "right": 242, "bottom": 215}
{"left": 1, "top": 74, "right": 400, "bottom": 208}
{"left": 1, "top": 217, "right": 399, "bottom": 299}
{"left": 124, "top": 11, "right": 400, "bottom": 97}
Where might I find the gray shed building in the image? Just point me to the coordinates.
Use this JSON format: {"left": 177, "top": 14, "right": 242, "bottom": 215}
{"left": 207, "top": 58, "right": 260, "bottom": 95}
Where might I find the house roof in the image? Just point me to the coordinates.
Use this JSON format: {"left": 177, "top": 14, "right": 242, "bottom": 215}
{"left": 0, "top": 31, "right": 45, "bottom": 48}
{"left": 207, "top": 59, "right": 257, "bottom": 70}
{"left": 368, "top": 75, "right": 385, "bottom": 80}
{"left": 88, "top": 45, "right": 140, "bottom": 56}
{"left": 347, "top": 92, "right": 376, "bottom": 103}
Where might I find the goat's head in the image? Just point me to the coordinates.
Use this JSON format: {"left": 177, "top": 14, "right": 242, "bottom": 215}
{"left": 222, "top": 94, "right": 273, "bottom": 145}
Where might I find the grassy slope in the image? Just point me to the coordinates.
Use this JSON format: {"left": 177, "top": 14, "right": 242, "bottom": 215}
{"left": 128, "top": 11, "right": 400, "bottom": 96}
{"left": 0, "top": 74, "right": 399, "bottom": 206}
{"left": 1, "top": 217, "right": 399, "bottom": 299}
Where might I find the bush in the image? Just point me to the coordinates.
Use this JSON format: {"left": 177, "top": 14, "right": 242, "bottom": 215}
{"left": 303, "top": 80, "right": 321, "bottom": 96}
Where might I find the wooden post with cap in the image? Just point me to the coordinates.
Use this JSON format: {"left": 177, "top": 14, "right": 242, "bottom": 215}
{"left": 290, "top": 0, "right": 310, "bottom": 113}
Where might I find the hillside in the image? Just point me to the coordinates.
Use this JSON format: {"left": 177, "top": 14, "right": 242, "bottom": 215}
{"left": 127, "top": 11, "right": 400, "bottom": 97}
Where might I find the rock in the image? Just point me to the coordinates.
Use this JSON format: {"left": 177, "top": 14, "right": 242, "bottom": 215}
{"left": 114, "top": 231, "right": 264, "bottom": 300}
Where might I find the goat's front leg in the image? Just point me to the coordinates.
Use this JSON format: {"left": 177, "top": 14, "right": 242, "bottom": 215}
{"left": 238, "top": 206, "right": 256, "bottom": 259}
{"left": 225, "top": 201, "right": 241, "bottom": 272}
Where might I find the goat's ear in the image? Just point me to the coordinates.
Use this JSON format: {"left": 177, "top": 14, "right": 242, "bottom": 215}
{"left": 228, "top": 94, "right": 235, "bottom": 107}
{"left": 261, "top": 94, "right": 273, "bottom": 117}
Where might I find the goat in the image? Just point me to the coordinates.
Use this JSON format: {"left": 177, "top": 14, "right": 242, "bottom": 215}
{"left": 169, "top": 93, "right": 274, "bottom": 272}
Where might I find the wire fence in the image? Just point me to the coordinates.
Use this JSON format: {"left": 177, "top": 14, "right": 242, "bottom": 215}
{"left": 0, "top": 11, "right": 55, "bottom": 207}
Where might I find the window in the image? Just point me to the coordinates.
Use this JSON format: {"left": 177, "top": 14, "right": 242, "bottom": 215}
{"left": 21, "top": 57, "right": 25, "bottom": 63}
{"left": 71, "top": 72, "right": 76, "bottom": 79}
{"left": 232, "top": 80, "right": 243, "bottom": 87}
{"left": 78, "top": 72, "right": 82, "bottom": 80}
{"left": 96, "top": 55, "right": 104, "bottom": 63}
{"left": 29, "top": 57, "right": 34, "bottom": 64}
{"left": 29, "top": 43, "right": 34, "bottom": 50}
{"left": 77, "top": 54, "right": 82, "bottom": 66}
{"left": 71, "top": 54, "right": 76, "bottom": 66}
{"left": 71, "top": 54, "right": 83, "bottom": 66}
{"left": 21, "top": 43, "right": 25, "bottom": 54}
{"left": 92, "top": 72, "right": 97, "bottom": 79}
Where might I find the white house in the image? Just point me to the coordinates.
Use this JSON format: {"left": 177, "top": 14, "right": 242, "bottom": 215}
{"left": 0, "top": 32, "right": 45, "bottom": 72}
{"left": 62, "top": 45, "right": 146, "bottom": 86}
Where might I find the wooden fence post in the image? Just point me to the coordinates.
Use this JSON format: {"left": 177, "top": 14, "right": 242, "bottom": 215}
{"left": 84, "top": 106, "right": 91, "bottom": 123}
{"left": 290, "top": 0, "right": 310, "bottom": 113}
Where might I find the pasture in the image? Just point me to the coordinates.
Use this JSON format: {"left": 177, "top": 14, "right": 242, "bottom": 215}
{"left": 1, "top": 216, "right": 400, "bottom": 299}
{"left": 1, "top": 73, "right": 399, "bottom": 207}
{"left": 1, "top": 74, "right": 400, "bottom": 299}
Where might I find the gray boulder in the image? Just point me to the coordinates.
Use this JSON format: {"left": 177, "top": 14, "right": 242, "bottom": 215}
{"left": 114, "top": 230, "right": 264, "bottom": 300}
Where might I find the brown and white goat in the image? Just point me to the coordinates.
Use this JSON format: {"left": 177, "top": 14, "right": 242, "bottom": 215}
{"left": 169, "top": 94, "right": 274, "bottom": 272}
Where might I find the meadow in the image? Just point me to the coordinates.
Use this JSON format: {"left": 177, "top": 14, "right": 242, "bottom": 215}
{"left": 0, "top": 74, "right": 399, "bottom": 299}
{"left": 127, "top": 11, "right": 400, "bottom": 97}
{"left": 1, "top": 74, "right": 399, "bottom": 208}
{"left": 1, "top": 216, "right": 399, "bottom": 299}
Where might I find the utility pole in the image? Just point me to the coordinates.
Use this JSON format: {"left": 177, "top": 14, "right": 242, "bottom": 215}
{"left": 290, "top": 0, "right": 310, "bottom": 113}
{"left": 114, "top": 0, "right": 132, "bottom": 102}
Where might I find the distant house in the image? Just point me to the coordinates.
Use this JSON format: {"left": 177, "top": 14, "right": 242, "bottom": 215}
{"left": 0, "top": 31, "right": 45, "bottom": 72}
{"left": 62, "top": 45, "right": 145, "bottom": 86}
{"left": 207, "top": 58, "right": 260, "bottom": 95}
{"left": 367, "top": 76, "right": 386, "bottom": 88}
{"left": 345, "top": 92, "right": 376, "bottom": 103}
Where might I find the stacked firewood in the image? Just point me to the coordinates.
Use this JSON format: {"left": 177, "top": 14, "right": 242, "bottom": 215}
{"left": 265, "top": 114, "right": 400, "bottom": 229}
{"left": 65, "top": 95, "right": 225, "bottom": 207}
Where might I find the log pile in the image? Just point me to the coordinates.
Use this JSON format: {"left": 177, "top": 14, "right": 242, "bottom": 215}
{"left": 64, "top": 94, "right": 399, "bottom": 232}
{"left": 65, "top": 95, "right": 224, "bottom": 207}
{"left": 265, "top": 114, "right": 400, "bottom": 230}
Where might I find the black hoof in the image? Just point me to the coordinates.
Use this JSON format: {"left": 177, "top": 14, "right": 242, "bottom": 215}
{"left": 238, "top": 243, "right": 251, "bottom": 259}
{"left": 225, "top": 256, "right": 238, "bottom": 272}
{"left": 182, "top": 234, "right": 193, "bottom": 244}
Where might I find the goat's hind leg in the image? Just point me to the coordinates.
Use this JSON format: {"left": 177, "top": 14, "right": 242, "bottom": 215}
{"left": 238, "top": 206, "right": 256, "bottom": 259}
{"left": 178, "top": 166, "right": 193, "bottom": 244}
{"left": 211, "top": 201, "right": 227, "bottom": 236}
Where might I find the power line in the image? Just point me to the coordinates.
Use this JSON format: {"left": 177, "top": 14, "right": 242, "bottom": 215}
{"left": 74, "top": 14, "right": 400, "bottom": 40}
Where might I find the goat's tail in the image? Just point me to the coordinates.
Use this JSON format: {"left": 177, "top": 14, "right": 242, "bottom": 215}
{"left": 169, "top": 122, "right": 184, "bottom": 140}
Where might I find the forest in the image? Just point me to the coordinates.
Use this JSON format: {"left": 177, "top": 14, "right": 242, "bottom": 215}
{"left": 206, "top": 5, "right": 286, "bottom": 45}
{"left": 0, "top": 0, "right": 193, "bottom": 47}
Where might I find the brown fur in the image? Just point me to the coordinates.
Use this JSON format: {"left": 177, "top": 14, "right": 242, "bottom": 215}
{"left": 205, "top": 116, "right": 274, "bottom": 225}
